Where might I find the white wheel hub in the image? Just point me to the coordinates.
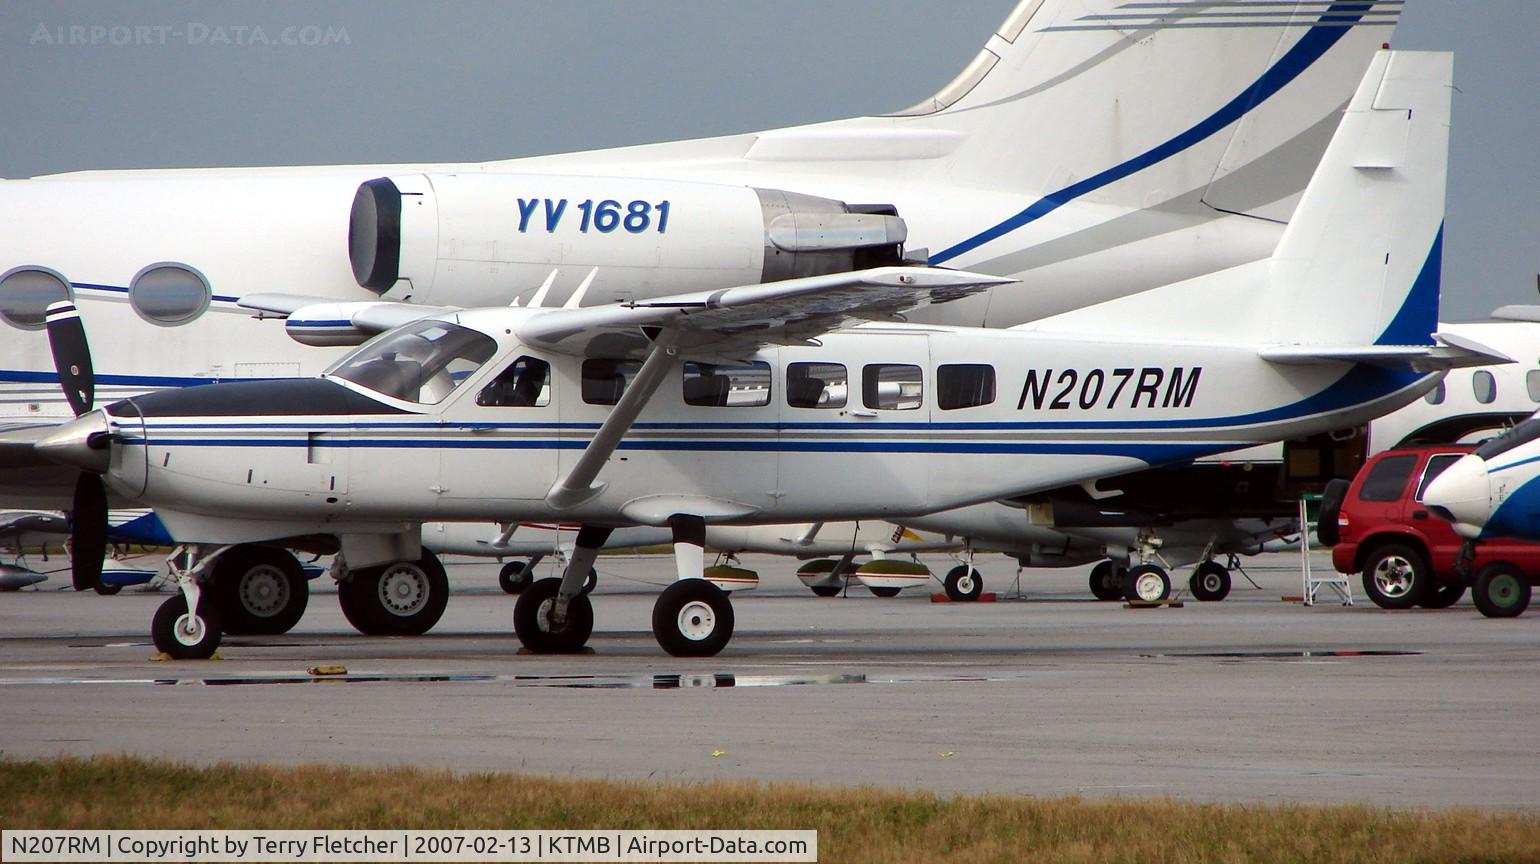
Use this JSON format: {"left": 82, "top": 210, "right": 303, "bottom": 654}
{"left": 676, "top": 600, "right": 716, "bottom": 642}
{"left": 378, "top": 565, "right": 428, "bottom": 616}
{"left": 957, "top": 573, "right": 976, "bottom": 594}
{"left": 238, "top": 565, "right": 288, "bottom": 617}
{"left": 1134, "top": 572, "right": 1165, "bottom": 602}
{"left": 174, "top": 613, "right": 206, "bottom": 647}
{"left": 1373, "top": 557, "right": 1415, "bottom": 597}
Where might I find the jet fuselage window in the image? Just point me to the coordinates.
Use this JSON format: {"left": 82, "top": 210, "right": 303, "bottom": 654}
{"left": 0, "top": 266, "right": 72, "bottom": 330}
{"left": 1526, "top": 370, "right": 1540, "bottom": 403}
{"left": 937, "top": 364, "right": 996, "bottom": 410}
{"left": 477, "top": 356, "right": 551, "bottom": 407}
{"left": 1357, "top": 453, "right": 1417, "bottom": 502}
{"left": 327, "top": 319, "right": 496, "bottom": 405}
{"left": 1423, "top": 381, "right": 1445, "bottom": 405}
{"left": 1473, "top": 370, "right": 1497, "bottom": 405}
{"left": 683, "top": 361, "right": 771, "bottom": 407}
{"left": 129, "top": 263, "right": 211, "bottom": 326}
{"left": 786, "top": 362, "right": 847, "bottom": 409}
{"left": 581, "top": 358, "right": 642, "bottom": 406}
{"left": 863, "top": 364, "right": 923, "bottom": 410}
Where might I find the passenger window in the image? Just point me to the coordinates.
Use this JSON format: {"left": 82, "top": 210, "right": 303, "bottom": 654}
{"left": 1527, "top": 370, "right": 1540, "bottom": 403}
{"left": 1423, "top": 381, "right": 1445, "bottom": 405}
{"left": 683, "top": 361, "right": 771, "bottom": 407}
{"left": 477, "top": 356, "right": 550, "bottom": 407}
{"left": 581, "top": 358, "right": 641, "bottom": 406}
{"left": 937, "top": 364, "right": 995, "bottom": 410}
{"left": 863, "top": 364, "right": 923, "bottom": 410}
{"left": 1414, "top": 454, "right": 1465, "bottom": 501}
{"left": 1473, "top": 370, "right": 1497, "bottom": 405}
{"left": 1357, "top": 454, "right": 1417, "bottom": 502}
{"left": 786, "top": 362, "right": 846, "bottom": 409}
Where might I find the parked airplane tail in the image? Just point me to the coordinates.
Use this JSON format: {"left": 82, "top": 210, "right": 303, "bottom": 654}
{"left": 909, "top": 0, "right": 1405, "bottom": 255}
{"left": 1021, "top": 50, "right": 1451, "bottom": 352}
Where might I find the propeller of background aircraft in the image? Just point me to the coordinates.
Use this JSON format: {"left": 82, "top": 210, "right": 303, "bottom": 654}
{"left": 41, "top": 300, "right": 108, "bottom": 591}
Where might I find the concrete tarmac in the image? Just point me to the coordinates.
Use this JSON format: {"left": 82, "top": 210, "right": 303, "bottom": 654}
{"left": 0, "top": 551, "right": 1536, "bottom": 809}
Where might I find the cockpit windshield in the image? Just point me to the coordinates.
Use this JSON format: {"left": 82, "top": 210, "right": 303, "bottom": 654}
{"left": 1473, "top": 414, "right": 1540, "bottom": 462}
{"left": 326, "top": 319, "right": 497, "bottom": 404}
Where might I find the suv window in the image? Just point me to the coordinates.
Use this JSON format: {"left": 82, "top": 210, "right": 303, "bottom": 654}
{"left": 1358, "top": 454, "right": 1417, "bottom": 502}
{"left": 1414, "top": 453, "right": 1465, "bottom": 501}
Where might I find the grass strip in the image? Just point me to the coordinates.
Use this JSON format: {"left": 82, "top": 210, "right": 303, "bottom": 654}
{"left": 2, "top": 755, "right": 1537, "bottom": 863}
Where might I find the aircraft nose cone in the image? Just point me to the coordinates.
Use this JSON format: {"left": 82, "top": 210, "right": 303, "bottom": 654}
{"left": 34, "top": 410, "right": 111, "bottom": 474}
{"left": 1422, "top": 454, "right": 1492, "bottom": 539}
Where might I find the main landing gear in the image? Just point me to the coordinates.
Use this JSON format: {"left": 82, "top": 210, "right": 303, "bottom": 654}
{"left": 336, "top": 551, "right": 450, "bottom": 636}
{"left": 513, "top": 516, "right": 737, "bottom": 657}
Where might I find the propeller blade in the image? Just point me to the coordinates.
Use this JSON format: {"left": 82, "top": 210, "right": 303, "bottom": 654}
{"left": 70, "top": 472, "right": 108, "bottom": 591}
{"left": 45, "top": 301, "right": 95, "bottom": 417}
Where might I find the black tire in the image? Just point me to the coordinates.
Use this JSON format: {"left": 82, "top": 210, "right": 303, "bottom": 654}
{"left": 1089, "top": 561, "right": 1124, "bottom": 601}
{"left": 499, "top": 560, "right": 533, "bottom": 594}
{"left": 338, "top": 553, "right": 449, "bottom": 636}
{"left": 1473, "top": 562, "right": 1532, "bottom": 618}
{"left": 1189, "top": 561, "right": 1232, "bottom": 602}
{"left": 514, "top": 577, "right": 594, "bottom": 653}
{"left": 151, "top": 592, "right": 222, "bottom": 660}
{"left": 1316, "top": 478, "right": 1351, "bottom": 546}
{"left": 1123, "top": 564, "right": 1171, "bottom": 603}
{"left": 810, "top": 585, "right": 841, "bottom": 598}
{"left": 215, "top": 546, "right": 309, "bottom": 635}
{"left": 869, "top": 586, "right": 902, "bottom": 598}
{"left": 652, "top": 579, "right": 734, "bottom": 657}
{"left": 944, "top": 565, "right": 984, "bottom": 601}
{"left": 1360, "top": 543, "right": 1430, "bottom": 610}
{"left": 1417, "top": 582, "right": 1467, "bottom": 609}
{"left": 93, "top": 581, "right": 122, "bottom": 596}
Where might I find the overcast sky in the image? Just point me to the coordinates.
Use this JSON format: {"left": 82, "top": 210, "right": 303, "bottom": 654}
{"left": 1, "top": 0, "right": 1534, "bottom": 320}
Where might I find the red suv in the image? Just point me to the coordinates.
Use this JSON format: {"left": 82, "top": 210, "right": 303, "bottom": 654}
{"left": 1324, "top": 444, "right": 1539, "bottom": 616}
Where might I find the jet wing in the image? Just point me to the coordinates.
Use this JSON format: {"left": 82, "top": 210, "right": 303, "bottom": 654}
{"left": 516, "top": 266, "right": 1013, "bottom": 356}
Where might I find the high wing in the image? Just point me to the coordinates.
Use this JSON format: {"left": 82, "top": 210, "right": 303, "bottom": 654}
{"left": 515, "top": 266, "right": 1013, "bottom": 357}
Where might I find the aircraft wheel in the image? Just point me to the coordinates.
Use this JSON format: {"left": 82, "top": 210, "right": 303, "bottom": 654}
{"left": 1473, "top": 563, "right": 1531, "bottom": 618}
{"left": 93, "top": 581, "right": 122, "bottom": 596}
{"left": 944, "top": 565, "right": 984, "bottom": 601}
{"left": 810, "top": 585, "right": 841, "bottom": 598}
{"left": 652, "top": 579, "right": 734, "bottom": 657}
{"left": 1189, "top": 561, "right": 1231, "bottom": 602}
{"left": 868, "top": 586, "right": 902, "bottom": 598}
{"left": 151, "top": 593, "right": 222, "bottom": 660}
{"left": 1123, "top": 564, "right": 1170, "bottom": 603}
{"left": 514, "top": 577, "right": 594, "bottom": 653}
{"left": 498, "top": 561, "right": 533, "bottom": 595}
{"left": 216, "top": 546, "right": 308, "bottom": 635}
{"left": 1361, "top": 544, "right": 1429, "bottom": 610}
{"left": 339, "top": 553, "right": 449, "bottom": 636}
{"left": 1417, "top": 582, "right": 1466, "bottom": 609}
{"left": 1088, "top": 561, "right": 1124, "bottom": 601}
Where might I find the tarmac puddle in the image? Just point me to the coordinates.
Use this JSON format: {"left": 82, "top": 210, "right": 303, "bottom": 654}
{"left": 1152, "top": 649, "right": 1423, "bottom": 661}
{"left": 0, "top": 670, "right": 1019, "bottom": 689}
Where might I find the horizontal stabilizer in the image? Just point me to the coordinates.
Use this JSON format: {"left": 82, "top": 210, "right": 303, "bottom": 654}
{"left": 1259, "top": 332, "right": 1513, "bottom": 370}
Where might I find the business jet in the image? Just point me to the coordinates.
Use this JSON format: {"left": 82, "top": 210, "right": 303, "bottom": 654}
{"left": 22, "top": 51, "right": 1480, "bottom": 659}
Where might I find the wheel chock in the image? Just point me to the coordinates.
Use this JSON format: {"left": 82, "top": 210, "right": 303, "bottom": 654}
{"left": 929, "top": 592, "right": 998, "bottom": 603}
{"left": 1281, "top": 595, "right": 1305, "bottom": 602}
{"left": 308, "top": 665, "right": 348, "bottom": 677}
{"left": 1124, "top": 599, "right": 1185, "bottom": 609}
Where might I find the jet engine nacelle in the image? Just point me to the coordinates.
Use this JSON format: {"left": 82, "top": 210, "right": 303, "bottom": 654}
{"left": 348, "top": 174, "right": 907, "bottom": 307}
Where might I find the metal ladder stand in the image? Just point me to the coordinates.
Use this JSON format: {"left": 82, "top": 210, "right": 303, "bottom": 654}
{"left": 1300, "top": 494, "right": 1352, "bottom": 606}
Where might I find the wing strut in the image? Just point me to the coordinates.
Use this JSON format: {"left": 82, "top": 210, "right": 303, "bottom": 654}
{"left": 545, "top": 332, "right": 678, "bottom": 510}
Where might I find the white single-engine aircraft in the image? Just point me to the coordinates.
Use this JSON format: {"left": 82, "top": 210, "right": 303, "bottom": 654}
{"left": 25, "top": 51, "right": 1482, "bottom": 658}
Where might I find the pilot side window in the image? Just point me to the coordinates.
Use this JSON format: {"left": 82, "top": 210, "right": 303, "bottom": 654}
{"left": 786, "top": 362, "right": 846, "bottom": 409}
{"left": 581, "top": 358, "right": 641, "bottom": 406}
{"left": 683, "top": 361, "right": 771, "bottom": 407}
{"left": 863, "top": 364, "right": 923, "bottom": 410}
{"left": 937, "top": 364, "right": 995, "bottom": 410}
{"left": 476, "top": 356, "right": 550, "bottom": 407}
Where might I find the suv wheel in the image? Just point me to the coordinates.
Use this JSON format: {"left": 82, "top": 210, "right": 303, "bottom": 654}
{"left": 1361, "top": 543, "right": 1430, "bottom": 610}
